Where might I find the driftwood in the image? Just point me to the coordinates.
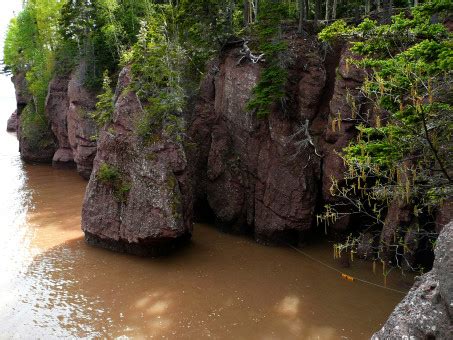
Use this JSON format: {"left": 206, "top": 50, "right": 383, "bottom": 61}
{"left": 289, "top": 119, "right": 322, "bottom": 163}
{"left": 237, "top": 41, "right": 265, "bottom": 65}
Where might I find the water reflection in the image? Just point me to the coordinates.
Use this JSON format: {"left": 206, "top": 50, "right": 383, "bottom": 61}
{"left": 0, "top": 127, "right": 412, "bottom": 339}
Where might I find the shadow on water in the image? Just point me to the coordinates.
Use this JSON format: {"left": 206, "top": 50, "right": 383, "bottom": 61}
{"left": 8, "top": 223, "right": 412, "bottom": 339}
{"left": 0, "top": 130, "right": 413, "bottom": 339}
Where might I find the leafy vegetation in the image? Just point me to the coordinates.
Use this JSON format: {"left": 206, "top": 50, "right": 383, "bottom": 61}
{"left": 3, "top": 0, "right": 450, "bottom": 269}
{"left": 92, "top": 71, "right": 115, "bottom": 128}
{"left": 97, "top": 163, "right": 131, "bottom": 202}
{"left": 318, "top": 1, "right": 452, "bottom": 269}
{"left": 246, "top": 2, "right": 288, "bottom": 118}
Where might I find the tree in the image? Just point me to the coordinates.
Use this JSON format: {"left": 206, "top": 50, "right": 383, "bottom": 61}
{"left": 318, "top": 1, "right": 453, "bottom": 269}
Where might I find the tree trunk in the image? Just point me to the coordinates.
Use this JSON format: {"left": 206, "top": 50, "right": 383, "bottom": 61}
{"left": 332, "top": 0, "right": 337, "bottom": 19}
{"left": 314, "top": 0, "right": 321, "bottom": 23}
{"left": 298, "top": 0, "right": 305, "bottom": 33}
{"left": 414, "top": 0, "right": 419, "bottom": 6}
{"left": 253, "top": 0, "right": 259, "bottom": 21}
{"left": 325, "top": 0, "right": 331, "bottom": 21}
{"left": 383, "top": 0, "right": 392, "bottom": 19}
{"left": 376, "top": 0, "right": 381, "bottom": 12}
{"left": 365, "top": 0, "right": 371, "bottom": 15}
{"left": 243, "top": 0, "right": 251, "bottom": 26}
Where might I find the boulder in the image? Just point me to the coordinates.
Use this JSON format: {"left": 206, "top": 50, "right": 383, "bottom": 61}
{"left": 372, "top": 221, "right": 453, "bottom": 339}
{"left": 82, "top": 66, "right": 193, "bottom": 256}
{"left": 6, "top": 111, "right": 17, "bottom": 132}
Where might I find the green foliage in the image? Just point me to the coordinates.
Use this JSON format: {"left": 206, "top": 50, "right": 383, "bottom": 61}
{"left": 247, "top": 1, "right": 288, "bottom": 118}
{"left": 3, "top": 1, "right": 62, "bottom": 114}
{"left": 318, "top": 0, "right": 452, "bottom": 267}
{"left": 97, "top": 162, "right": 120, "bottom": 183}
{"left": 247, "top": 65, "right": 288, "bottom": 118}
{"left": 92, "top": 71, "right": 115, "bottom": 127}
{"left": 318, "top": 19, "right": 350, "bottom": 42}
{"left": 177, "top": 0, "right": 243, "bottom": 76}
{"left": 126, "top": 5, "right": 187, "bottom": 143}
{"left": 97, "top": 162, "right": 131, "bottom": 202}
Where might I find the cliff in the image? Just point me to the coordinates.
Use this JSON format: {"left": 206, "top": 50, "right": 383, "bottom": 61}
{"left": 10, "top": 64, "right": 98, "bottom": 177}
{"left": 372, "top": 221, "right": 453, "bottom": 339}
{"left": 8, "top": 33, "right": 444, "bottom": 265}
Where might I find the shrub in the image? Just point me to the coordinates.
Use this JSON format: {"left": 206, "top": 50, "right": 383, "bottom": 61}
{"left": 97, "top": 162, "right": 131, "bottom": 202}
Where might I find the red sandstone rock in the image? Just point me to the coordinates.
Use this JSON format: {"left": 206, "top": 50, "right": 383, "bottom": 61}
{"left": 189, "top": 45, "right": 322, "bottom": 243}
{"left": 45, "top": 75, "right": 75, "bottom": 168}
{"left": 67, "top": 62, "right": 98, "bottom": 178}
{"left": 12, "top": 72, "right": 56, "bottom": 163}
{"left": 82, "top": 67, "right": 193, "bottom": 256}
{"left": 6, "top": 111, "right": 17, "bottom": 132}
{"left": 435, "top": 199, "right": 453, "bottom": 233}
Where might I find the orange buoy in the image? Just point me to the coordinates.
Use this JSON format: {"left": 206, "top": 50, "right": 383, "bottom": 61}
{"left": 341, "top": 273, "right": 355, "bottom": 282}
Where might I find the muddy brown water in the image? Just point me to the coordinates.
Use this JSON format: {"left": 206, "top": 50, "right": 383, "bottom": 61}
{"left": 0, "top": 127, "right": 414, "bottom": 339}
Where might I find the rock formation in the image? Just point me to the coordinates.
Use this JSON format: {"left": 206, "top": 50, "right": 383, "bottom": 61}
{"left": 45, "top": 75, "right": 74, "bottom": 168}
{"left": 81, "top": 67, "right": 193, "bottom": 256}
{"left": 6, "top": 111, "right": 17, "bottom": 132}
{"left": 189, "top": 39, "right": 324, "bottom": 244}
{"left": 66, "top": 63, "right": 98, "bottom": 179}
{"left": 10, "top": 32, "right": 447, "bottom": 261}
{"left": 10, "top": 63, "right": 99, "bottom": 175}
{"left": 321, "top": 46, "right": 366, "bottom": 230}
{"left": 12, "top": 72, "right": 56, "bottom": 163}
{"left": 372, "top": 221, "right": 453, "bottom": 339}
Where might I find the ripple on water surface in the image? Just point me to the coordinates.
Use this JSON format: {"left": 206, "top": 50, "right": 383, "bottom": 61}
{"left": 0, "top": 128, "right": 413, "bottom": 339}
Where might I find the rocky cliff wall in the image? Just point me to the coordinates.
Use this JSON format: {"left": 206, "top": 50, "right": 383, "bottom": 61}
{"left": 9, "top": 33, "right": 445, "bottom": 262}
{"left": 45, "top": 75, "right": 74, "bottom": 167}
{"left": 66, "top": 63, "right": 98, "bottom": 179}
{"left": 6, "top": 111, "right": 17, "bottom": 132}
{"left": 10, "top": 64, "right": 98, "bottom": 177}
{"left": 12, "top": 72, "right": 56, "bottom": 163}
{"left": 372, "top": 221, "right": 453, "bottom": 339}
{"left": 188, "top": 38, "right": 326, "bottom": 244}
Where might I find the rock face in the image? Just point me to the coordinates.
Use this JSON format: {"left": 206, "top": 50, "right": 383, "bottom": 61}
{"left": 82, "top": 67, "right": 193, "bottom": 256}
{"left": 189, "top": 40, "right": 324, "bottom": 244}
{"left": 40, "top": 64, "right": 98, "bottom": 176}
{"left": 320, "top": 46, "right": 366, "bottom": 230}
{"left": 12, "top": 72, "right": 57, "bottom": 163}
{"left": 372, "top": 221, "right": 453, "bottom": 339}
{"left": 6, "top": 111, "right": 17, "bottom": 132}
{"left": 45, "top": 75, "right": 75, "bottom": 168}
{"left": 436, "top": 199, "right": 453, "bottom": 233}
{"left": 66, "top": 63, "right": 98, "bottom": 178}
{"left": 11, "top": 64, "right": 98, "bottom": 174}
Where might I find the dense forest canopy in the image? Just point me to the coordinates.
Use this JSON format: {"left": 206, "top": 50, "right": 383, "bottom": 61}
{"left": 2, "top": 0, "right": 451, "bottom": 270}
